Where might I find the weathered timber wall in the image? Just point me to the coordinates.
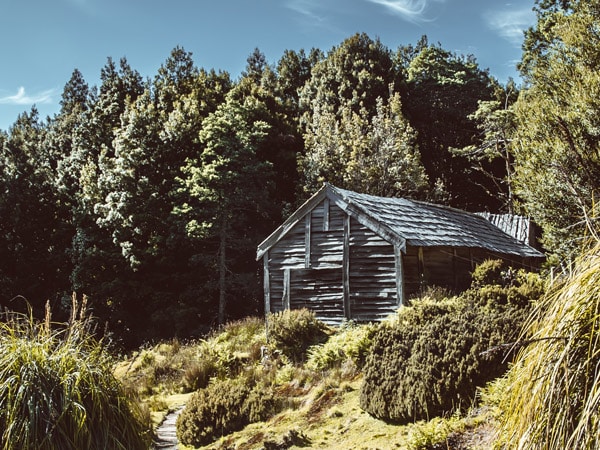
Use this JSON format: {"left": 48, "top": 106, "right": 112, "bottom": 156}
{"left": 290, "top": 267, "right": 344, "bottom": 323}
{"left": 267, "top": 219, "right": 306, "bottom": 312}
{"left": 267, "top": 200, "right": 346, "bottom": 320}
{"left": 348, "top": 218, "right": 398, "bottom": 321}
{"left": 310, "top": 200, "right": 344, "bottom": 268}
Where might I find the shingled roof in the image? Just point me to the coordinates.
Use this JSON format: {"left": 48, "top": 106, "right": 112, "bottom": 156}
{"left": 257, "top": 184, "right": 544, "bottom": 260}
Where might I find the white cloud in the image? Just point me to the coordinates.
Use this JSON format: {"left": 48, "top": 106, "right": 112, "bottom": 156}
{"left": 286, "top": 0, "right": 326, "bottom": 23}
{"left": 0, "top": 87, "right": 55, "bottom": 105}
{"left": 365, "top": 0, "right": 446, "bottom": 23}
{"left": 485, "top": 7, "right": 535, "bottom": 46}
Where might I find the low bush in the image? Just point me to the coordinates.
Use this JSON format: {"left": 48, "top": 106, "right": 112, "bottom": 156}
{"left": 176, "top": 376, "right": 280, "bottom": 447}
{"left": 0, "top": 296, "right": 151, "bottom": 450}
{"left": 360, "top": 265, "right": 545, "bottom": 424}
{"left": 267, "top": 309, "right": 329, "bottom": 363}
{"left": 470, "top": 259, "right": 507, "bottom": 287}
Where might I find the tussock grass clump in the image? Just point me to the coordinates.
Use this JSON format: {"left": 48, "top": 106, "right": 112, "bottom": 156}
{"left": 0, "top": 295, "right": 151, "bottom": 450}
{"left": 119, "top": 316, "right": 267, "bottom": 396}
{"left": 498, "top": 243, "right": 600, "bottom": 449}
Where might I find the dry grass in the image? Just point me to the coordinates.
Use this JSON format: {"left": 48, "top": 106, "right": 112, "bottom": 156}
{"left": 498, "top": 242, "right": 600, "bottom": 449}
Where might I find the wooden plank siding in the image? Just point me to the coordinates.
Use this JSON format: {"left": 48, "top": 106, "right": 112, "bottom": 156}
{"left": 310, "top": 202, "right": 344, "bottom": 267}
{"left": 266, "top": 200, "right": 346, "bottom": 318}
{"left": 259, "top": 184, "right": 544, "bottom": 325}
{"left": 264, "top": 200, "right": 401, "bottom": 323}
{"left": 290, "top": 267, "right": 344, "bottom": 324}
{"left": 348, "top": 218, "right": 399, "bottom": 321}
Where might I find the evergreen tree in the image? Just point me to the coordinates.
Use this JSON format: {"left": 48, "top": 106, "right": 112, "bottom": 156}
{"left": 299, "top": 33, "right": 400, "bottom": 121}
{"left": 176, "top": 91, "right": 273, "bottom": 324}
{"left": 301, "top": 92, "right": 429, "bottom": 199}
{"left": 0, "top": 109, "right": 67, "bottom": 310}
{"left": 452, "top": 80, "right": 520, "bottom": 213}
{"left": 402, "top": 41, "right": 497, "bottom": 210}
{"left": 513, "top": 0, "right": 600, "bottom": 260}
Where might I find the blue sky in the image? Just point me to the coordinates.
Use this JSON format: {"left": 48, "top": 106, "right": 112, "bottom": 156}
{"left": 0, "top": 0, "right": 535, "bottom": 132}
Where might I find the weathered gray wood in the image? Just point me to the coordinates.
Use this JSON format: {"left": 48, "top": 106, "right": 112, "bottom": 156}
{"left": 263, "top": 252, "right": 270, "bottom": 315}
{"left": 283, "top": 268, "right": 290, "bottom": 310}
{"left": 323, "top": 197, "right": 330, "bottom": 232}
{"left": 256, "top": 184, "right": 329, "bottom": 260}
{"left": 343, "top": 214, "right": 351, "bottom": 319}
{"left": 395, "top": 244, "right": 404, "bottom": 306}
{"left": 347, "top": 218, "right": 398, "bottom": 320}
{"left": 305, "top": 214, "right": 311, "bottom": 269}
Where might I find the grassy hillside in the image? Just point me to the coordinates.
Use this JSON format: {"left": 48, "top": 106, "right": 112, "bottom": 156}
{"left": 114, "top": 262, "right": 545, "bottom": 449}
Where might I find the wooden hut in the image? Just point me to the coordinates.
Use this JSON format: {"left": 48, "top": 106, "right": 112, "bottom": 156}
{"left": 256, "top": 184, "right": 545, "bottom": 324}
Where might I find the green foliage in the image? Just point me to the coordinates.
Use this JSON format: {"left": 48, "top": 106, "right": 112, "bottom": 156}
{"left": 498, "top": 241, "right": 600, "bottom": 449}
{"left": 451, "top": 79, "right": 520, "bottom": 212}
{"left": 176, "top": 377, "right": 250, "bottom": 447}
{"left": 268, "top": 309, "right": 330, "bottom": 363}
{"left": 306, "top": 322, "right": 377, "bottom": 372}
{"left": 514, "top": 0, "right": 600, "bottom": 259}
{"left": 119, "top": 317, "right": 267, "bottom": 396}
{"left": 360, "top": 271, "right": 544, "bottom": 424}
{"left": 0, "top": 298, "right": 151, "bottom": 450}
{"left": 402, "top": 40, "right": 498, "bottom": 210}
{"left": 176, "top": 377, "right": 279, "bottom": 447}
{"left": 301, "top": 92, "right": 430, "bottom": 198}
{"left": 471, "top": 259, "right": 507, "bottom": 287}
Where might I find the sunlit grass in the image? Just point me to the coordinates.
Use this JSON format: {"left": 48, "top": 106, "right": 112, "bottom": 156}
{"left": 0, "top": 294, "right": 151, "bottom": 450}
{"left": 499, "top": 242, "right": 600, "bottom": 449}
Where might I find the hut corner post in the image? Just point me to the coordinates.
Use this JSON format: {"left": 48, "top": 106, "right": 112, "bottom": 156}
{"left": 394, "top": 244, "right": 404, "bottom": 306}
{"left": 343, "top": 214, "right": 351, "bottom": 319}
{"left": 263, "top": 252, "right": 271, "bottom": 341}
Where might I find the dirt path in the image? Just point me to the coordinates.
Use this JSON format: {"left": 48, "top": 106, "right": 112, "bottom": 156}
{"left": 153, "top": 407, "right": 184, "bottom": 450}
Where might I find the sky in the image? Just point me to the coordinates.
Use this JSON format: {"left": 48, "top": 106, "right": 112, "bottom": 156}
{"left": 0, "top": 0, "right": 536, "bottom": 132}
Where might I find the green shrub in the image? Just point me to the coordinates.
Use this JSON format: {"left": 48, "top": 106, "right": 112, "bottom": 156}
{"left": 0, "top": 297, "right": 151, "bottom": 450}
{"left": 176, "top": 376, "right": 281, "bottom": 447}
{"left": 471, "top": 259, "right": 507, "bottom": 287}
{"left": 177, "top": 377, "right": 250, "bottom": 447}
{"left": 360, "top": 276, "right": 543, "bottom": 424}
{"left": 267, "top": 309, "right": 329, "bottom": 363}
{"left": 306, "top": 322, "right": 377, "bottom": 372}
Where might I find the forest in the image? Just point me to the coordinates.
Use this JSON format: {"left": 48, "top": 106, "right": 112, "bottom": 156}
{"left": 1, "top": 0, "right": 599, "bottom": 348}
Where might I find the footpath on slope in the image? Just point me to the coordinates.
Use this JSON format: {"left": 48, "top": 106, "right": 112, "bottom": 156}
{"left": 153, "top": 406, "right": 184, "bottom": 450}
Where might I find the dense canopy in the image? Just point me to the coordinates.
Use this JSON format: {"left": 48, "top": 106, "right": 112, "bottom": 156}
{"left": 1, "top": 19, "right": 595, "bottom": 344}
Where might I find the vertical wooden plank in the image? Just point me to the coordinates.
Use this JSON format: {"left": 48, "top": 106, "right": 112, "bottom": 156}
{"left": 305, "top": 214, "right": 311, "bottom": 269}
{"left": 283, "top": 268, "right": 290, "bottom": 310}
{"left": 418, "top": 246, "right": 425, "bottom": 289}
{"left": 343, "top": 215, "right": 351, "bottom": 319}
{"left": 394, "top": 244, "right": 404, "bottom": 306}
{"left": 263, "top": 252, "right": 271, "bottom": 342}
{"left": 263, "top": 252, "right": 271, "bottom": 315}
{"left": 453, "top": 248, "right": 458, "bottom": 291}
{"left": 323, "top": 197, "right": 330, "bottom": 232}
